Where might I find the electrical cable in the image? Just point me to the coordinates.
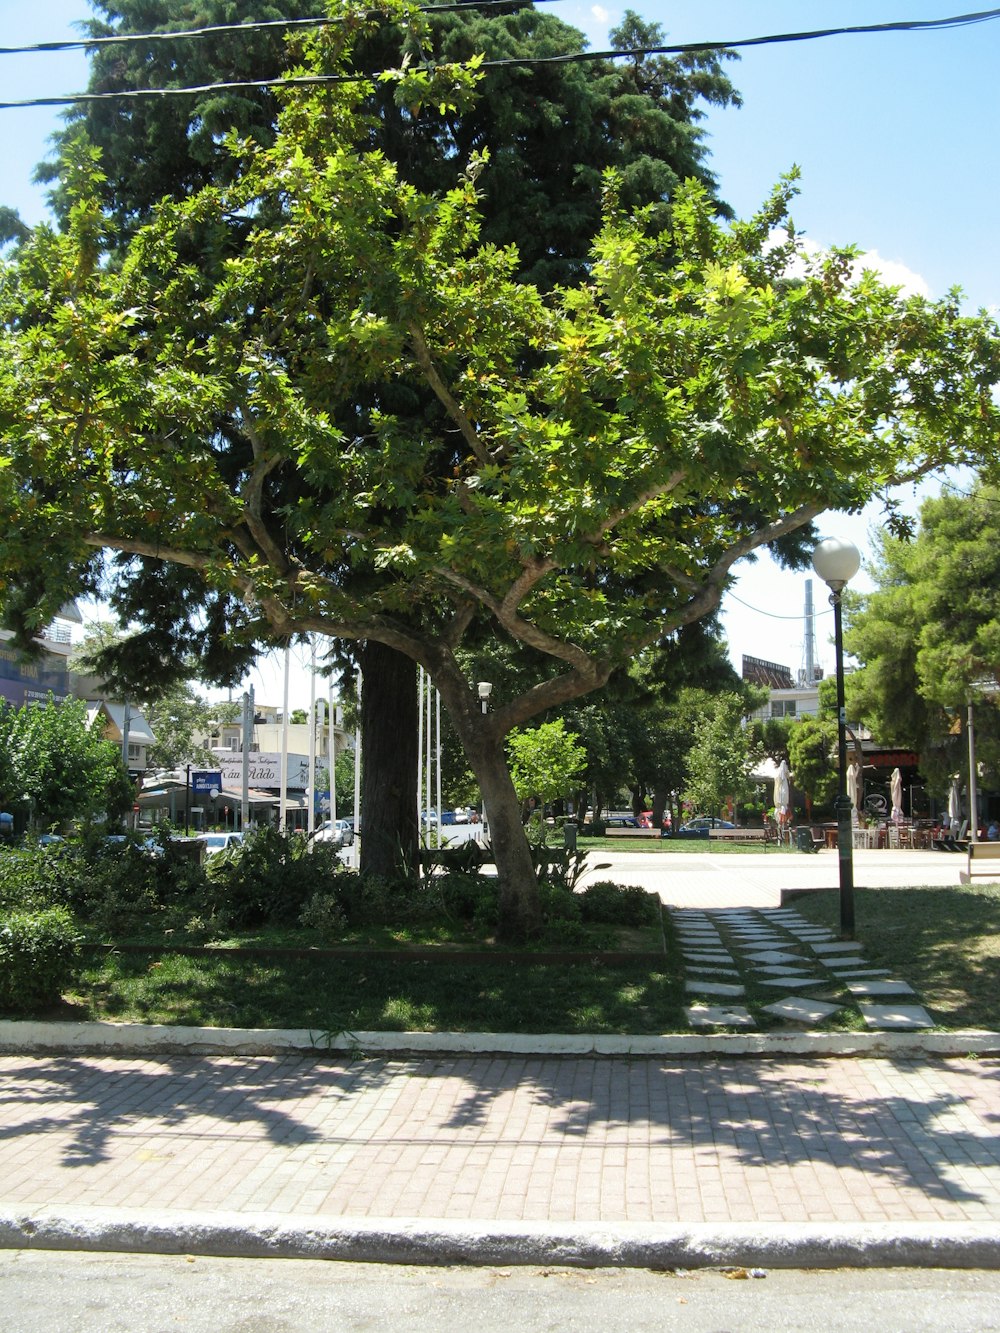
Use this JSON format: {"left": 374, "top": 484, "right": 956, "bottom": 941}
{"left": 1, "top": 7, "right": 998, "bottom": 110}
{"left": 724, "top": 590, "right": 833, "bottom": 621}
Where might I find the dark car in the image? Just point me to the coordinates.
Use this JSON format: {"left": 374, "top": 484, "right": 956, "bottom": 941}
{"left": 674, "top": 816, "right": 735, "bottom": 840}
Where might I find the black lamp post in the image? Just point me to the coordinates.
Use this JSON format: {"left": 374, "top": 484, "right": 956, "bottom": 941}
{"left": 812, "top": 537, "right": 862, "bottom": 937}
{"left": 477, "top": 681, "right": 492, "bottom": 835}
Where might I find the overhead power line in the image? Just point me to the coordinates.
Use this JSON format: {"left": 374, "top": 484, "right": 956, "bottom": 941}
{"left": 0, "top": 1, "right": 536, "bottom": 57}
{"left": 1, "top": 7, "right": 998, "bottom": 110}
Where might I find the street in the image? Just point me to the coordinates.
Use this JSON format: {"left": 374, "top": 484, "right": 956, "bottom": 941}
{"left": 2, "top": 1253, "right": 1000, "bottom": 1332}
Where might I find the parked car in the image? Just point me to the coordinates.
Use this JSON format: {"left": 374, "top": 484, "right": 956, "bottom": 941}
{"left": 602, "top": 812, "right": 639, "bottom": 828}
{"left": 675, "top": 816, "right": 735, "bottom": 839}
{"left": 313, "top": 819, "right": 354, "bottom": 847}
{"left": 198, "top": 831, "right": 244, "bottom": 857}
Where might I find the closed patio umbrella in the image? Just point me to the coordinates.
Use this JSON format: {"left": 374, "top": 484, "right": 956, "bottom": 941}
{"left": 890, "top": 767, "right": 904, "bottom": 822}
{"left": 948, "top": 777, "right": 963, "bottom": 832}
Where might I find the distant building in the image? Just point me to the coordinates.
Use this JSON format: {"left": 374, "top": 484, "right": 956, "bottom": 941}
{"left": 743, "top": 654, "right": 822, "bottom": 723}
{"left": 87, "top": 701, "right": 156, "bottom": 780}
{"left": 0, "top": 604, "right": 80, "bottom": 706}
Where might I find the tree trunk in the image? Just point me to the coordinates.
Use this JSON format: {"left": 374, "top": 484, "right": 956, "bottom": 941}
{"left": 448, "top": 714, "right": 544, "bottom": 943}
{"left": 358, "top": 642, "right": 419, "bottom": 881}
{"left": 466, "top": 732, "right": 543, "bottom": 941}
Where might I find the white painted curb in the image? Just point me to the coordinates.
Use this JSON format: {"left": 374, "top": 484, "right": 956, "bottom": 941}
{"left": 1, "top": 1019, "right": 999, "bottom": 1058}
{"left": 0, "top": 1206, "right": 998, "bottom": 1269}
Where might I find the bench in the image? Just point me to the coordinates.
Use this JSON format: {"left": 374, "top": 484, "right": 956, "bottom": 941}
{"left": 708, "top": 828, "right": 774, "bottom": 846}
{"left": 960, "top": 841, "right": 1000, "bottom": 883}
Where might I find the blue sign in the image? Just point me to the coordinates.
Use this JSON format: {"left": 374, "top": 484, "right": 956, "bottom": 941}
{"left": 191, "top": 771, "right": 223, "bottom": 794}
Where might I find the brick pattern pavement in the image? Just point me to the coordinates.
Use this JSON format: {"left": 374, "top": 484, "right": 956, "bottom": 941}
{"left": 2, "top": 1053, "right": 999, "bottom": 1224}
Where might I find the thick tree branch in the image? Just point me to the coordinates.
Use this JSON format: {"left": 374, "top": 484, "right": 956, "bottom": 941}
{"left": 408, "top": 322, "right": 493, "bottom": 467}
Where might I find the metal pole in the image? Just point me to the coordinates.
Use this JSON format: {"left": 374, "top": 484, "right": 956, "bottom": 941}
{"left": 329, "top": 676, "right": 337, "bottom": 826}
{"left": 184, "top": 763, "right": 191, "bottom": 837}
{"left": 279, "top": 643, "right": 290, "bottom": 832}
{"left": 831, "top": 591, "right": 855, "bottom": 937}
{"left": 307, "top": 637, "right": 317, "bottom": 838}
{"left": 241, "top": 687, "right": 252, "bottom": 832}
{"left": 968, "top": 701, "right": 979, "bottom": 843}
{"left": 353, "top": 672, "right": 362, "bottom": 867}
{"left": 417, "top": 667, "right": 425, "bottom": 833}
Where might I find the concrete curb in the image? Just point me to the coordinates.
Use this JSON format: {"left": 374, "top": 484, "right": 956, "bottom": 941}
{"left": 1, "top": 1206, "right": 998, "bottom": 1270}
{"left": 2, "top": 1019, "right": 1000, "bottom": 1058}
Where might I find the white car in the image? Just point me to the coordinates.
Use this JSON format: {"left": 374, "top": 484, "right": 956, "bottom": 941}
{"left": 198, "top": 832, "right": 243, "bottom": 857}
{"left": 313, "top": 819, "right": 354, "bottom": 847}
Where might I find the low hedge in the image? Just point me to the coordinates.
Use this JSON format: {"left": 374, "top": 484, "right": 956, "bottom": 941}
{"left": 0, "top": 905, "right": 81, "bottom": 1014}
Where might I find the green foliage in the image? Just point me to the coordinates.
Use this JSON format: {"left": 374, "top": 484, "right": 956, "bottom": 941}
{"left": 579, "top": 881, "right": 660, "bottom": 927}
{"left": 845, "top": 482, "right": 1000, "bottom": 794}
{"left": 0, "top": 697, "right": 131, "bottom": 830}
{"left": 507, "top": 719, "right": 587, "bottom": 807}
{"left": 204, "top": 825, "right": 343, "bottom": 926}
{"left": 0, "top": 906, "right": 81, "bottom": 1014}
{"left": 683, "top": 691, "right": 762, "bottom": 816}
{"left": 4, "top": 1, "right": 1000, "bottom": 939}
{"left": 786, "top": 714, "right": 839, "bottom": 811}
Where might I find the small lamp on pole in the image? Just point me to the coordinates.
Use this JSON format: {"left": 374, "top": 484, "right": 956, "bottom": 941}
{"left": 477, "top": 682, "right": 493, "bottom": 833}
{"left": 812, "top": 537, "right": 862, "bottom": 937}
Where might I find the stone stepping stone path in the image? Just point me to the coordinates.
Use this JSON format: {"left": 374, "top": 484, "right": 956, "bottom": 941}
{"left": 674, "top": 905, "right": 934, "bottom": 1032}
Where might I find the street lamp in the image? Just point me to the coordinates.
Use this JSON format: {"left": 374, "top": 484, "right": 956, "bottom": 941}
{"left": 477, "top": 682, "right": 492, "bottom": 835}
{"left": 812, "top": 537, "right": 862, "bottom": 937}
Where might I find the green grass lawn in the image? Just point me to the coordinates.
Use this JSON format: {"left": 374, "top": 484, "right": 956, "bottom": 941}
{"left": 792, "top": 883, "right": 1000, "bottom": 1031}
{"left": 68, "top": 951, "right": 686, "bottom": 1034}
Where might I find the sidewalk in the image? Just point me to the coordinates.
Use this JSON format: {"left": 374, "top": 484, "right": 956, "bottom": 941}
{"left": 2, "top": 846, "right": 998, "bottom": 1269}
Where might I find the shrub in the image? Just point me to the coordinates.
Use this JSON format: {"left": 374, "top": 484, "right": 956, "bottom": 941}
{"left": 0, "top": 906, "right": 81, "bottom": 1014}
{"left": 438, "top": 872, "right": 497, "bottom": 923}
{"left": 0, "top": 844, "right": 85, "bottom": 913}
{"left": 580, "top": 881, "right": 660, "bottom": 927}
{"left": 204, "top": 826, "right": 337, "bottom": 926}
{"left": 335, "top": 872, "right": 420, "bottom": 926}
{"left": 298, "top": 890, "right": 348, "bottom": 939}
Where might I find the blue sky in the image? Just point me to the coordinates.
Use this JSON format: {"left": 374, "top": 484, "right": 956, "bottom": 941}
{"left": 2, "top": 1, "right": 997, "bottom": 699}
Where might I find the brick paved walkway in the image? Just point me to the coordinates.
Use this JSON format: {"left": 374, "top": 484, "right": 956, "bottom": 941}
{"left": 3, "top": 1052, "right": 999, "bottom": 1225}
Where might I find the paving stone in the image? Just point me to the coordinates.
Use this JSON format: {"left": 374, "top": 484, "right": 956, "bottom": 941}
{"left": 685, "top": 1004, "right": 756, "bottom": 1028}
{"left": 727, "top": 933, "right": 787, "bottom": 945}
{"left": 685, "top": 963, "right": 740, "bottom": 977}
{"left": 756, "top": 976, "right": 829, "bottom": 989}
{"left": 684, "top": 979, "right": 745, "bottom": 997}
{"left": 743, "top": 950, "right": 806, "bottom": 965}
{"left": 826, "top": 968, "right": 891, "bottom": 978}
{"left": 858, "top": 1003, "right": 934, "bottom": 1030}
{"left": 751, "top": 963, "right": 818, "bottom": 976}
{"left": 821, "top": 957, "right": 868, "bottom": 969}
{"left": 810, "top": 941, "right": 864, "bottom": 954}
{"left": 681, "top": 952, "right": 735, "bottom": 964}
{"left": 845, "top": 979, "right": 916, "bottom": 997}
{"left": 761, "top": 997, "right": 843, "bottom": 1023}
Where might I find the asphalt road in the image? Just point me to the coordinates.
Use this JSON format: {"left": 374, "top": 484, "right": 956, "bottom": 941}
{"left": 2, "top": 1253, "right": 1000, "bottom": 1332}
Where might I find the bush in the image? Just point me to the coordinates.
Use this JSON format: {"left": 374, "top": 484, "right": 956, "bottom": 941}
{"left": 438, "top": 873, "right": 497, "bottom": 922}
{"left": 0, "top": 843, "right": 85, "bottom": 913}
{"left": 0, "top": 906, "right": 81, "bottom": 1014}
{"left": 335, "top": 872, "right": 421, "bottom": 926}
{"left": 579, "top": 881, "right": 660, "bottom": 927}
{"left": 298, "top": 890, "right": 348, "bottom": 939}
{"left": 204, "top": 826, "right": 340, "bottom": 926}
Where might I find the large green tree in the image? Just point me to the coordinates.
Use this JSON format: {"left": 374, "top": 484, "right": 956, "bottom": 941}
{"left": 845, "top": 482, "right": 1000, "bottom": 795}
{"left": 34, "top": 0, "right": 742, "bottom": 883}
{"left": 682, "top": 689, "right": 764, "bottom": 819}
{"left": 2, "top": 3, "right": 999, "bottom": 937}
{"left": 0, "top": 697, "right": 132, "bottom": 829}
